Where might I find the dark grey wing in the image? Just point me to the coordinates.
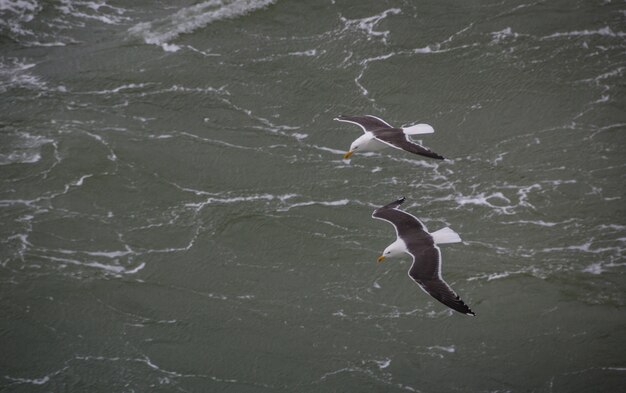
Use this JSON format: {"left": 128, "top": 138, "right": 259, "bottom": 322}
{"left": 372, "top": 197, "right": 429, "bottom": 240}
{"left": 334, "top": 115, "right": 393, "bottom": 133}
{"left": 408, "top": 247, "right": 475, "bottom": 316}
{"left": 374, "top": 129, "right": 445, "bottom": 160}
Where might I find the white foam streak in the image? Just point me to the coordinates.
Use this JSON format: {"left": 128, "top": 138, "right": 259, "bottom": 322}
{"left": 56, "top": 0, "right": 129, "bottom": 25}
{"left": 74, "top": 354, "right": 249, "bottom": 385}
{"left": 0, "top": 0, "right": 38, "bottom": 13}
{"left": 582, "top": 260, "right": 626, "bottom": 275}
{"left": 340, "top": 8, "right": 401, "bottom": 44}
{"left": 582, "top": 263, "right": 603, "bottom": 275}
{"left": 543, "top": 26, "right": 625, "bottom": 39}
{"left": 355, "top": 53, "right": 394, "bottom": 98}
{"left": 278, "top": 199, "right": 350, "bottom": 212}
{"left": 501, "top": 220, "right": 561, "bottom": 227}
{"left": 391, "top": 156, "right": 439, "bottom": 169}
{"left": 185, "top": 193, "right": 297, "bottom": 210}
{"left": 33, "top": 254, "right": 144, "bottom": 275}
{"left": 0, "top": 198, "right": 36, "bottom": 207}
{"left": 428, "top": 345, "right": 456, "bottom": 353}
{"left": 160, "top": 43, "right": 181, "bottom": 52}
{"left": 0, "top": 58, "right": 46, "bottom": 93}
{"left": 312, "top": 145, "right": 346, "bottom": 155}
{"left": 490, "top": 27, "right": 519, "bottom": 43}
{"left": 57, "top": 245, "right": 133, "bottom": 259}
{"left": 4, "top": 375, "right": 49, "bottom": 385}
{"left": 215, "top": 97, "right": 301, "bottom": 138}
{"left": 0, "top": 132, "right": 53, "bottom": 165}
{"left": 542, "top": 241, "right": 624, "bottom": 255}
{"left": 374, "top": 359, "right": 391, "bottom": 369}
{"left": 85, "top": 83, "right": 153, "bottom": 95}
{"left": 3, "top": 363, "right": 70, "bottom": 386}
{"left": 83, "top": 131, "right": 117, "bottom": 161}
{"left": 467, "top": 268, "right": 540, "bottom": 282}
{"left": 125, "top": 262, "right": 145, "bottom": 274}
{"left": 129, "top": 0, "right": 277, "bottom": 49}
{"left": 289, "top": 49, "right": 318, "bottom": 57}
{"left": 455, "top": 192, "right": 513, "bottom": 214}
{"left": 0, "top": 0, "right": 40, "bottom": 38}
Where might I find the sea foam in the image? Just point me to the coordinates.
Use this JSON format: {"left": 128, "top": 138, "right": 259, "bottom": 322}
{"left": 129, "top": 0, "right": 276, "bottom": 50}
{"left": 0, "top": 132, "right": 53, "bottom": 165}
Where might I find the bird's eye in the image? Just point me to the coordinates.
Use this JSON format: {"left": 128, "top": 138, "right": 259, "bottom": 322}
{"left": 353, "top": 146, "right": 358, "bottom": 150}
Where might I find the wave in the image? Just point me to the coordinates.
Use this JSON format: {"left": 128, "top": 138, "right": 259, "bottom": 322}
{"left": 339, "top": 8, "right": 401, "bottom": 44}
{"left": 128, "top": 0, "right": 276, "bottom": 51}
{"left": 0, "top": 0, "right": 41, "bottom": 39}
{"left": 0, "top": 0, "right": 129, "bottom": 45}
{"left": 0, "top": 57, "right": 46, "bottom": 93}
{"left": 56, "top": 0, "right": 129, "bottom": 25}
{"left": 0, "top": 131, "right": 53, "bottom": 165}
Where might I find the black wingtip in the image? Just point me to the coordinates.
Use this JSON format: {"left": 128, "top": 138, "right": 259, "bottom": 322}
{"left": 391, "top": 196, "right": 406, "bottom": 206}
{"left": 428, "top": 152, "right": 445, "bottom": 160}
{"left": 377, "top": 196, "right": 406, "bottom": 211}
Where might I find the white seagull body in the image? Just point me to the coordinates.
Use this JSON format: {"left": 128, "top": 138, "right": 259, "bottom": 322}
{"left": 373, "top": 197, "right": 475, "bottom": 316}
{"left": 334, "top": 115, "right": 445, "bottom": 160}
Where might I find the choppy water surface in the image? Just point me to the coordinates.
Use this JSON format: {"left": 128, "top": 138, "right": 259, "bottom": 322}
{"left": 1, "top": 0, "right": 624, "bottom": 391}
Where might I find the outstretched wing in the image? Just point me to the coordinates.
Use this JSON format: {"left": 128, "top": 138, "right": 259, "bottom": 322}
{"left": 373, "top": 198, "right": 474, "bottom": 316}
{"left": 334, "top": 115, "right": 393, "bottom": 133}
{"left": 408, "top": 248, "right": 475, "bottom": 316}
{"left": 373, "top": 129, "right": 445, "bottom": 160}
{"left": 372, "top": 197, "right": 429, "bottom": 240}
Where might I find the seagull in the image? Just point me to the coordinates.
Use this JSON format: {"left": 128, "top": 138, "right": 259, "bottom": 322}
{"left": 373, "top": 197, "right": 475, "bottom": 316}
{"left": 334, "top": 115, "right": 445, "bottom": 160}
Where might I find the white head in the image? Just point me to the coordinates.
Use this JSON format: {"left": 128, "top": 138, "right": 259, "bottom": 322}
{"left": 377, "top": 238, "right": 407, "bottom": 262}
{"left": 343, "top": 134, "right": 369, "bottom": 159}
{"left": 349, "top": 139, "right": 363, "bottom": 152}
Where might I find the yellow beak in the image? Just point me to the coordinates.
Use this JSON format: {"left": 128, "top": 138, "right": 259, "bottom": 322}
{"left": 343, "top": 151, "right": 354, "bottom": 159}
{"left": 377, "top": 255, "right": 386, "bottom": 263}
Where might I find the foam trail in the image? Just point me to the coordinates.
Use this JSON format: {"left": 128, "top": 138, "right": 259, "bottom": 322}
{"left": 185, "top": 193, "right": 297, "bottom": 210}
{"left": 278, "top": 199, "right": 350, "bottom": 212}
{"left": 0, "top": 58, "right": 46, "bottom": 93}
{"left": 543, "top": 26, "right": 626, "bottom": 40}
{"left": 57, "top": 0, "right": 129, "bottom": 25}
{"left": 32, "top": 254, "right": 144, "bottom": 275}
{"left": 0, "top": 0, "right": 40, "bottom": 40}
{"left": 129, "top": 0, "right": 276, "bottom": 50}
{"left": 0, "top": 132, "right": 53, "bottom": 165}
{"left": 340, "top": 8, "right": 401, "bottom": 43}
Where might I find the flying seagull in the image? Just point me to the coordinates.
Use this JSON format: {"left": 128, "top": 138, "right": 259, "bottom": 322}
{"left": 334, "top": 115, "right": 445, "bottom": 160}
{"left": 373, "top": 197, "right": 475, "bottom": 316}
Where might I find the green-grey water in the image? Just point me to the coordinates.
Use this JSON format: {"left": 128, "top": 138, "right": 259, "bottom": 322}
{"left": 1, "top": 1, "right": 624, "bottom": 391}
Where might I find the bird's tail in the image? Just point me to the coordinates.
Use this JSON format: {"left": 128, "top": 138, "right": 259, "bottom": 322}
{"left": 431, "top": 227, "right": 462, "bottom": 244}
{"left": 402, "top": 124, "right": 434, "bottom": 135}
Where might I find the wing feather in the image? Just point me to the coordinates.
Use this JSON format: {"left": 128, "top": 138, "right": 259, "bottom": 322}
{"left": 408, "top": 248, "right": 475, "bottom": 316}
{"left": 334, "top": 115, "right": 393, "bottom": 133}
{"left": 373, "top": 129, "right": 445, "bottom": 160}
{"left": 372, "top": 197, "right": 428, "bottom": 239}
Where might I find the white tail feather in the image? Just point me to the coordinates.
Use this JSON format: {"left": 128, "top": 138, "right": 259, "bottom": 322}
{"left": 431, "top": 227, "right": 462, "bottom": 244}
{"left": 402, "top": 124, "right": 434, "bottom": 135}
